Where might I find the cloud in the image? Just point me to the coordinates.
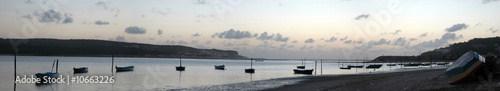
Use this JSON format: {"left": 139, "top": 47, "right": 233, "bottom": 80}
{"left": 62, "top": 17, "right": 73, "bottom": 24}
{"left": 304, "top": 38, "right": 315, "bottom": 43}
{"left": 340, "top": 36, "right": 348, "bottom": 41}
{"left": 420, "top": 33, "right": 428, "bottom": 37}
{"left": 291, "top": 40, "right": 298, "bottom": 43}
{"left": 343, "top": 40, "right": 352, "bottom": 44}
{"left": 488, "top": 27, "right": 499, "bottom": 33}
{"left": 392, "top": 37, "right": 408, "bottom": 46}
{"left": 445, "top": 23, "right": 468, "bottom": 32}
{"left": 354, "top": 14, "right": 369, "bottom": 20}
{"left": 125, "top": 26, "right": 147, "bottom": 34}
{"left": 95, "top": 20, "right": 109, "bottom": 25}
{"left": 274, "top": 33, "right": 289, "bottom": 42}
{"left": 95, "top": 1, "right": 108, "bottom": 9}
{"left": 482, "top": 0, "right": 499, "bottom": 4}
{"left": 157, "top": 29, "right": 163, "bottom": 35}
{"left": 177, "top": 40, "right": 188, "bottom": 45}
{"left": 191, "top": 40, "right": 198, "bottom": 44}
{"left": 28, "top": 9, "right": 73, "bottom": 24}
{"left": 192, "top": 33, "right": 201, "bottom": 37}
{"left": 413, "top": 33, "right": 463, "bottom": 48}
{"left": 165, "top": 40, "right": 176, "bottom": 45}
{"left": 256, "top": 32, "right": 274, "bottom": 40}
{"left": 325, "top": 36, "right": 338, "bottom": 42}
{"left": 390, "top": 30, "right": 401, "bottom": 35}
{"left": 112, "top": 35, "right": 125, "bottom": 42}
{"left": 206, "top": 41, "right": 212, "bottom": 44}
{"left": 370, "top": 38, "right": 391, "bottom": 45}
{"left": 212, "top": 29, "right": 253, "bottom": 39}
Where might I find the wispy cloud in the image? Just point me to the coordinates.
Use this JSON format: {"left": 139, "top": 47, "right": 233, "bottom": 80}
{"left": 304, "top": 38, "right": 315, "bottom": 43}
{"left": 212, "top": 29, "right": 253, "bottom": 39}
{"left": 445, "top": 23, "right": 468, "bottom": 32}
{"left": 95, "top": 20, "right": 109, "bottom": 25}
{"left": 354, "top": 14, "right": 369, "bottom": 20}
{"left": 125, "top": 26, "right": 147, "bottom": 34}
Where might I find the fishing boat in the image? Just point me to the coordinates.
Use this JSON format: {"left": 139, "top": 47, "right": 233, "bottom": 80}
{"left": 366, "top": 64, "right": 383, "bottom": 68}
{"left": 446, "top": 51, "right": 485, "bottom": 84}
{"left": 214, "top": 65, "right": 225, "bottom": 70}
{"left": 293, "top": 69, "right": 314, "bottom": 74}
{"left": 176, "top": 57, "right": 185, "bottom": 71}
{"left": 36, "top": 59, "right": 60, "bottom": 82}
{"left": 73, "top": 67, "right": 88, "bottom": 73}
{"left": 245, "top": 58, "right": 255, "bottom": 73}
{"left": 347, "top": 65, "right": 364, "bottom": 68}
{"left": 116, "top": 66, "right": 134, "bottom": 72}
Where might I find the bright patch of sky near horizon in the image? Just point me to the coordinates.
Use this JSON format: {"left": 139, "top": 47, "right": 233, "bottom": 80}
{"left": 1, "top": 0, "right": 499, "bottom": 59}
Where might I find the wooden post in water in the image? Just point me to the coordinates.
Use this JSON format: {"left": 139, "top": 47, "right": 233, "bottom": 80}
{"left": 14, "top": 53, "right": 16, "bottom": 91}
{"left": 250, "top": 58, "right": 253, "bottom": 69}
{"left": 320, "top": 59, "right": 323, "bottom": 75}
{"left": 112, "top": 55, "right": 114, "bottom": 76}
{"left": 315, "top": 61, "right": 317, "bottom": 75}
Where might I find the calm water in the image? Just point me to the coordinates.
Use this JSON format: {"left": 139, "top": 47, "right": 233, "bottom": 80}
{"left": 0, "top": 55, "right": 449, "bottom": 91}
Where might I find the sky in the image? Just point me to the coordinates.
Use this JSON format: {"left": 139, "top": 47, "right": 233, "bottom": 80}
{"left": 1, "top": 0, "right": 499, "bottom": 59}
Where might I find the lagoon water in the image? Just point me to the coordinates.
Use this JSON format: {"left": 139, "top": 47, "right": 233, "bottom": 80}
{"left": 0, "top": 55, "right": 448, "bottom": 91}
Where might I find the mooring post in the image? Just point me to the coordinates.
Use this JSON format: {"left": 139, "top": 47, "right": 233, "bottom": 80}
{"left": 320, "top": 59, "right": 323, "bottom": 75}
{"left": 315, "top": 61, "right": 317, "bottom": 75}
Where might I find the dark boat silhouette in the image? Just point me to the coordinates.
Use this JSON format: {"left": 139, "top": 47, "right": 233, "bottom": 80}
{"left": 73, "top": 67, "right": 88, "bottom": 73}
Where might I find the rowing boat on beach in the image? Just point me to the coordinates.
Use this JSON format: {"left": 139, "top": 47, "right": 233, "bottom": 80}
{"left": 116, "top": 66, "right": 134, "bottom": 72}
{"left": 445, "top": 51, "right": 485, "bottom": 84}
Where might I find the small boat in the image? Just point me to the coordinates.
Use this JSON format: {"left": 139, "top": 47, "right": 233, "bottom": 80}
{"left": 245, "top": 68, "right": 255, "bottom": 73}
{"left": 116, "top": 66, "right": 134, "bottom": 72}
{"left": 347, "top": 65, "right": 364, "bottom": 68}
{"left": 36, "top": 59, "right": 60, "bottom": 82}
{"left": 293, "top": 69, "right": 314, "bottom": 74}
{"left": 73, "top": 67, "right": 88, "bottom": 73}
{"left": 421, "top": 63, "right": 432, "bottom": 66}
{"left": 437, "top": 62, "right": 448, "bottom": 65}
{"left": 245, "top": 58, "right": 255, "bottom": 73}
{"left": 176, "top": 57, "right": 185, "bottom": 71}
{"left": 339, "top": 66, "right": 351, "bottom": 69}
{"left": 404, "top": 63, "right": 420, "bottom": 67}
{"left": 386, "top": 64, "right": 397, "bottom": 66}
{"left": 366, "top": 64, "right": 383, "bottom": 69}
{"left": 446, "top": 51, "right": 485, "bottom": 84}
{"left": 297, "top": 59, "right": 306, "bottom": 69}
{"left": 215, "top": 65, "right": 225, "bottom": 70}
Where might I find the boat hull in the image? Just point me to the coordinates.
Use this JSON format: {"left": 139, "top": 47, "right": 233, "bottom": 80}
{"left": 116, "top": 66, "right": 134, "bottom": 72}
{"left": 293, "top": 69, "right": 314, "bottom": 74}
{"left": 245, "top": 68, "right": 255, "bottom": 73}
{"left": 215, "top": 65, "right": 225, "bottom": 70}
{"left": 366, "top": 64, "right": 383, "bottom": 69}
{"left": 445, "top": 51, "right": 486, "bottom": 84}
{"left": 73, "top": 67, "right": 88, "bottom": 73}
{"left": 340, "top": 67, "right": 351, "bottom": 69}
{"left": 296, "top": 66, "right": 305, "bottom": 69}
{"left": 348, "top": 65, "right": 363, "bottom": 68}
{"left": 176, "top": 66, "right": 185, "bottom": 71}
{"left": 35, "top": 72, "right": 59, "bottom": 83}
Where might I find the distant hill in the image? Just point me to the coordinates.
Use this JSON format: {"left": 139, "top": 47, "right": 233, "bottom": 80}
{"left": 0, "top": 38, "right": 247, "bottom": 59}
{"left": 373, "top": 36, "right": 500, "bottom": 62}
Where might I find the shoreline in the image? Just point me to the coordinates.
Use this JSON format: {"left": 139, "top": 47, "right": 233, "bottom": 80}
{"left": 266, "top": 68, "right": 451, "bottom": 91}
{"left": 266, "top": 67, "right": 500, "bottom": 91}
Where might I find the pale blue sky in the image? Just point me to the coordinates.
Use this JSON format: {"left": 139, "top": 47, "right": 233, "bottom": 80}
{"left": 1, "top": 0, "right": 499, "bottom": 59}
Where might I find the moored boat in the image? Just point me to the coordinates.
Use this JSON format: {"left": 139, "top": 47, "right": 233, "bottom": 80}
{"left": 339, "top": 66, "right": 351, "bottom": 69}
{"left": 73, "top": 67, "right": 88, "bottom": 73}
{"left": 293, "top": 69, "right": 314, "bottom": 74}
{"left": 36, "top": 59, "right": 60, "bottom": 83}
{"left": 445, "top": 51, "right": 485, "bottom": 84}
{"left": 386, "top": 64, "right": 397, "bottom": 66}
{"left": 215, "top": 65, "right": 225, "bottom": 70}
{"left": 347, "top": 65, "right": 364, "bottom": 68}
{"left": 116, "top": 66, "right": 134, "bottom": 72}
{"left": 366, "top": 64, "right": 383, "bottom": 69}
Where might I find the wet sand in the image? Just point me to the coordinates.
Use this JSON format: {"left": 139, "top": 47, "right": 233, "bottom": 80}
{"left": 266, "top": 69, "right": 499, "bottom": 91}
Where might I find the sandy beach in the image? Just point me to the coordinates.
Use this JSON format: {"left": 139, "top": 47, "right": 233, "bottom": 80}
{"left": 267, "top": 68, "right": 500, "bottom": 91}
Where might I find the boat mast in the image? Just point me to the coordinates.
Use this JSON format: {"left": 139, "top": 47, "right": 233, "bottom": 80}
{"left": 179, "top": 57, "right": 182, "bottom": 66}
{"left": 250, "top": 58, "right": 253, "bottom": 69}
{"left": 56, "top": 59, "right": 59, "bottom": 73}
{"left": 51, "top": 60, "right": 56, "bottom": 73}
{"left": 14, "top": 53, "right": 16, "bottom": 91}
{"left": 112, "top": 55, "right": 114, "bottom": 76}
